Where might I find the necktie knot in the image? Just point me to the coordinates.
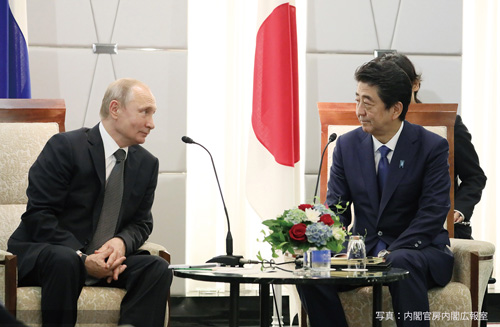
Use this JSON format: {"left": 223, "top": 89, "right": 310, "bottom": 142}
{"left": 377, "top": 145, "right": 391, "bottom": 198}
{"left": 379, "top": 145, "right": 390, "bottom": 159}
{"left": 114, "top": 149, "right": 126, "bottom": 163}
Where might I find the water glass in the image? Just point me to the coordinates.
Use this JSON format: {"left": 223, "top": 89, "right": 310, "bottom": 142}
{"left": 310, "top": 249, "right": 331, "bottom": 272}
{"left": 347, "top": 235, "right": 367, "bottom": 270}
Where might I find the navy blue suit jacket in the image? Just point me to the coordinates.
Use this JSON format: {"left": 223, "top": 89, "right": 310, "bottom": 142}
{"left": 327, "top": 121, "right": 453, "bottom": 285}
{"left": 8, "top": 124, "right": 159, "bottom": 279}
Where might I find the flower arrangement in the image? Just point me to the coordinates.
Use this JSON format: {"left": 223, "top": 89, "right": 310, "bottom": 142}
{"left": 260, "top": 203, "right": 349, "bottom": 258}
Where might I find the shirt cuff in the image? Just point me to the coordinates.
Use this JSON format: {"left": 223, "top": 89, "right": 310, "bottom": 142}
{"left": 454, "top": 209, "right": 465, "bottom": 221}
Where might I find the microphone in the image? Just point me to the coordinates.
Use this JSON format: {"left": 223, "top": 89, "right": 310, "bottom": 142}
{"left": 313, "top": 133, "right": 337, "bottom": 204}
{"left": 182, "top": 136, "right": 244, "bottom": 267}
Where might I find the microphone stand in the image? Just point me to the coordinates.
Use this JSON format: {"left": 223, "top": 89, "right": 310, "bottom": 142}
{"left": 182, "top": 136, "right": 244, "bottom": 267}
{"left": 313, "top": 133, "right": 337, "bottom": 204}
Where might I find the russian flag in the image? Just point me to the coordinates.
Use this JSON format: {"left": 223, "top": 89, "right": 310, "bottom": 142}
{"left": 0, "top": 0, "right": 31, "bottom": 98}
{"left": 247, "top": 0, "right": 300, "bottom": 220}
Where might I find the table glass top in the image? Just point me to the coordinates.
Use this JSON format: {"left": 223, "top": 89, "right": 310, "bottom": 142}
{"left": 173, "top": 267, "right": 408, "bottom": 286}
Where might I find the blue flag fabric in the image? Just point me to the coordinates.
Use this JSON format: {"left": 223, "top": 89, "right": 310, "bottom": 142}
{"left": 0, "top": 0, "right": 31, "bottom": 98}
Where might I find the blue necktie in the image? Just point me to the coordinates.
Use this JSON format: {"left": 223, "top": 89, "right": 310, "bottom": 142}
{"left": 372, "top": 145, "right": 391, "bottom": 256}
{"left": 377, "top": 145, "right": 391, "bottom": 194}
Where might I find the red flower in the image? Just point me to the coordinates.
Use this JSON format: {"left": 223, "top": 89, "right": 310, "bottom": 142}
{"left": 319, "top": 214, "right": 334, "bottom": 226}
{"left": 298, "top": 204, "right": 313, "bottom": 211}
{"left": 289, "top": 223, "right": 307, "bottom": 242}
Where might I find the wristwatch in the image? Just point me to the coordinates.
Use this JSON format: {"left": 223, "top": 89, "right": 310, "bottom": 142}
{"left": 76, "top": 250, "right": 88, "bottom": 263}
{"left": 377, "top": 249, "right": 390, "bottom": 259}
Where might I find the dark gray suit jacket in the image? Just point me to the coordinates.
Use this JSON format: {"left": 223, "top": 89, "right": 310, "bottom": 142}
{"left": 8, "top": 124, "right": 159, "bottom": 279}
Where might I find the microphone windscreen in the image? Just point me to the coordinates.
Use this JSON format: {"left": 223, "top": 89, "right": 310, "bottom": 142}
{"left": 181, "top": 136, "right": 194, "bottom": 144}
{"left": 329, "top": 133, "right": 338, "bottom": 143}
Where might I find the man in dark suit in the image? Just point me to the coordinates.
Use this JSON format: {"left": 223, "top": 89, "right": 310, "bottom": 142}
{"left": 453, "top": 115, "right": 487, "bottom": 239}
{"left": 376, "top": 53, "right": 487, "bottom": 239}
{"left": 8, "top": 78, "right": 172, "bottom": 327}
{"left": 297, "top": 60, "right": 454, "bottom": 326}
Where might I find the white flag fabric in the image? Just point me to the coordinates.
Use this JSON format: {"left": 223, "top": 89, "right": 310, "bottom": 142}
{"left": 247, "top": 0, "right": 300, "bottom": 221}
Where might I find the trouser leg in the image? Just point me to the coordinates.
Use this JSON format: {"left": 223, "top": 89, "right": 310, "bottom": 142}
{"left": 387, "top": 249, "right": 436, "bottom": 327}
{"left": 19, "top": 245, "right": 85, "bottom": 327}
{"left": 103, "top": 254, "right": 172, "bottom": 327}
{"left": 296, "top": 284, "right": 350, "bottom": 327}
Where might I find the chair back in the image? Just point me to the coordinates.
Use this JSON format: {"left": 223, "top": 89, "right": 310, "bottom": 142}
{"left": 0, "top": 99, "right": 66, "bottom": 250}
{"left": 318, "top": 102, "right": 457, "bottom": 237}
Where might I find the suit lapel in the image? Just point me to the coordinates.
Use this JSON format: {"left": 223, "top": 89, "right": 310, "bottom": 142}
{"left": 87, "top": 124, "right": 106, "bottom": 229}
{"left": 378, "top": 121, "right": 419, "bottom": 217}
{"left": 357, "top": 132, "right": 380, "bottom": 214}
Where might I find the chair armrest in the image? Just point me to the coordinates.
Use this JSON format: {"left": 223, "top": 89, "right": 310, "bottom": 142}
{"left": 0, "top": 249, "right": 13, "bottom": 259}
{"left": 137, "top": 242, "right": 172, "bottom": 327}
{"left": 450, "top": 238, "right": 495, "bottom": 317}
{"left": 0, "top": 253, "right": 17, "bottom": 316}
{"left": 450, "top": 238, "right": 495, "bottom": 286}
{"left": 138, "top": 241, "right": 171, "bottom": 264}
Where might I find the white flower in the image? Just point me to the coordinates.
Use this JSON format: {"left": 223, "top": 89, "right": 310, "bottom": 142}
{"left": 332, "top": 226, "right": 346, "bottom": 242}
{"left": 304, "top": 208, "right": 321, "bottom": 222}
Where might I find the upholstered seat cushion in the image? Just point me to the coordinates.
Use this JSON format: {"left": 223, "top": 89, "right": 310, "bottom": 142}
{"left": 338, "top": 282, "right": 471, "bottom": 327}
{"left": 16, "top": 286, "right": 126, "bottom": 327}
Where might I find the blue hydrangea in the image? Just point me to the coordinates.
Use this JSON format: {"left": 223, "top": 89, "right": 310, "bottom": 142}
{"left": 305, "top": 222, "right": 332, "bottom": 247}
{"left": 284, "top": 208, "right": 306, "bottom": 224}
{"left": 313, "top": 203, "right": 335, "bottom": 216}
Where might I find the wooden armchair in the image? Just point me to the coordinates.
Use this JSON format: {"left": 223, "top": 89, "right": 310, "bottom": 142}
{"left": 0, "top": 99, "right": 171, "bottom": 326}
{"left": 304, "top": 102, "right": 495, "bottom": 327}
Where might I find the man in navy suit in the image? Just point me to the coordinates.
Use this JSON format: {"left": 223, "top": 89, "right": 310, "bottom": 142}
{"left": 297, "top": 60, "right": 454, "bottom": 326}
{"left": 8, "top": 78, "right": 172, "bottom": 327}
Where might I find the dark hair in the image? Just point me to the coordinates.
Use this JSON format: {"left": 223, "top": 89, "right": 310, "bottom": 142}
{"left": 354, "top": 59, "right": 412, "bottom": 121}
{"left": 378, "top": 53, "right": 422, "bottom": 103}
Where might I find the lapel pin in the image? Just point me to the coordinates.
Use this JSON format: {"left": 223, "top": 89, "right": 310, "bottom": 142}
{"left": 399, "top": 160, "right": 405, "bottom": 169}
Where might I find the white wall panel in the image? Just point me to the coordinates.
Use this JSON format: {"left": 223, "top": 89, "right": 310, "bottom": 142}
{"left": 150, "top": 173, "right": 187, "bottom": 296}
{"left": 27, "top": 0, "right": 96, "bottom": 46}
{"left": 408, "top": 55, "right": 462, "bottom": 106}
{"left": 305, "top": 53, "right": 372, "bottom": 174}
{"left": 113, "top": 50, "right": 188, "bottom": 173}
{"left": 393, "top": 0, "right": 462, "bottom": 54}
{"left": 89, "top": 0, "right": 121, "bottom": 44}
{"left": 82, "top": 55, "right": 117, "bottom": 129}
{"left": 28, "top": 47, "right": 98, "bottom": 131}
{"left": 304, "top": 174, "right": 318, "bottom": 204}
{"left": 113, "top": 0, "right": 187, "bottom": 48}
{"left": 371, "top": 0, "right": 402, "bottom": 49}
{"left": 307, "top": 0, "right": 378, "bottom": 53}
{"left": 27, "top": 0, "right": 187, "bottom": 49}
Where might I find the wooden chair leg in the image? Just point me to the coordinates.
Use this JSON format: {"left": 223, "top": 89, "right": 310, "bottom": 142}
{"left": 4, "top": 255, "right": 17, "bottom": 317}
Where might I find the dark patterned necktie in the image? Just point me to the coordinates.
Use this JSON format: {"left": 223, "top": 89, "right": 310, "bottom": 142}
{"left": 86, "top": 149, "right": 126, "bottom": 254}
{"left": 377, "top": 145, "right": 391, "bottom": 195}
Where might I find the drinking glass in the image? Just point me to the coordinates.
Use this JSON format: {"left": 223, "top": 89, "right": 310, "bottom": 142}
{"left": 346, "top": 235, "right": 367, "bottom": 270}
{"left": 310, "top": 249, "right": 331, "bottom": 272}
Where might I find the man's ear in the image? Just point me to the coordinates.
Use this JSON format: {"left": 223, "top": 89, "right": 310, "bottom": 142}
{"left": 392, "top": 102, "right": 403, "bottom": 120}
{"left": 412, "top": 81, "right": 420, "bottom": 93}
{"left": 109, "top": 100, "right": 120, "bottom": 119}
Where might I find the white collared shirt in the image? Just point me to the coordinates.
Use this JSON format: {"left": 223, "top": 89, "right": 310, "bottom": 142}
{"left": 372, "top": 121, "right": 404, "bottom": 173}
{"left": 99, "top": 123, "right": 128, "bottom": 181}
